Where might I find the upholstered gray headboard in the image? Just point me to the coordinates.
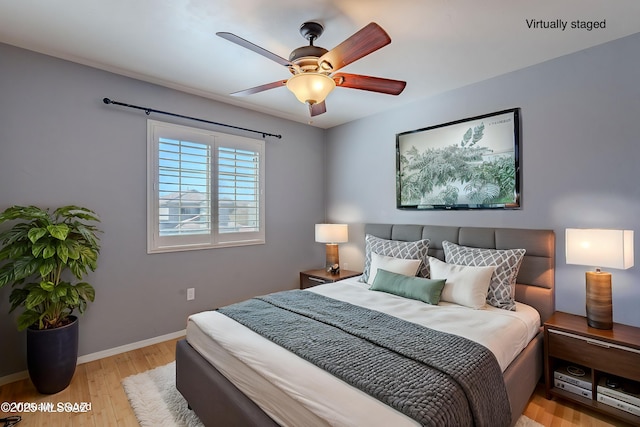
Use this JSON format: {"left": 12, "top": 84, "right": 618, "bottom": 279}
{"left": 364, "top": 224, "right": 556, "bottom": 323}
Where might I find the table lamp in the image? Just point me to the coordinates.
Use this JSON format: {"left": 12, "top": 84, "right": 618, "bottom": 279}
{"left": 315, "top": 224, "right": 348, "bottom": 272}
{"left": 565, "top": 228, "right": 634, "bottom": 329}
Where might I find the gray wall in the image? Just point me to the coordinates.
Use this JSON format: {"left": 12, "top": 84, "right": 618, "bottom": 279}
{"left": 0, "top": 43, "right": 326, "bottom": 377}
{"left": 325, "top": 33, "right": 640, "bottom": 328}
{"left": 2, "top": 33, "right": 640, "bottom": 378}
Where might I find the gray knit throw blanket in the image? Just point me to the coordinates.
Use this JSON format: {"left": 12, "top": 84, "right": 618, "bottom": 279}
{"left": 218, "top": 290, "right": 511, "bottom": 427}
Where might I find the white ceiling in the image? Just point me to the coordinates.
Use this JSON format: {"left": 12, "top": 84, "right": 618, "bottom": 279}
{"left": 1, "top": 0, "right": 639, "bottom": 128}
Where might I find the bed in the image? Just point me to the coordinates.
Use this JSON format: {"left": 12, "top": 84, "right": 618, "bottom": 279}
{"left": 176, "top": 224, "right": 555, "bottom": 426}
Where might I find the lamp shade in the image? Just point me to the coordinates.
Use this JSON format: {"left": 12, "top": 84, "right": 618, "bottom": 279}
{"left": 566, "top": 228, "right": 634, "bottom": 270}
{"left": 315, "top": 224, "right": 348, "bottom": 244}
{"left": 286, "top": 73, "right": 336, "bottom": 105}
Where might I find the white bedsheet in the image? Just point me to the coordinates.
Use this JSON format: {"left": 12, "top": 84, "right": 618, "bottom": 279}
{"left": 186, "top": 277, "right": 540, "bottom": 427}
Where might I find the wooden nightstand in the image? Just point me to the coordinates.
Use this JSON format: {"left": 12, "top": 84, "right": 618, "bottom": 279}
{"left": 299, "top": 269, "right": 361, "bottom": 289}
{"left": 544, "top": 311, "right": 640, "bottom": 424}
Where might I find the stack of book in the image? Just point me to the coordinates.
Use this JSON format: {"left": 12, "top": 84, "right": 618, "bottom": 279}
{"left": 597, "top": 376, "right": 640, "bottom": 417}
{"left": 553, "top": 364, "right": 592, "bottom": 399}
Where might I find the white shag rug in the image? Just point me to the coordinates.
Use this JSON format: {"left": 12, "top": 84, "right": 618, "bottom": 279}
{"left": 123, "top": 362, "right": 204, "bottom": 427}
{"left": 123, "top": 362, "right": 544, "bottom": 427}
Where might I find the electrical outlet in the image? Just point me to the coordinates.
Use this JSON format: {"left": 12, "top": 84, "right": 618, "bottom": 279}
{"left": 187, "top": 288, "right": 195, "bottom": 301}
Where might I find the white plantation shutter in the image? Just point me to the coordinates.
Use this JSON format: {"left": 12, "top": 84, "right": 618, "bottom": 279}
{"left": 216, "top": 138, "right": 264, "bottom": 244}
{"left": 158, "top": 138, "right": 211, "bottom": 237}
{"left": 218, "top": 147, "right": 259, "bottom": 231}
{"left": 148, "top": 120, "right": 265, "bottom": 253}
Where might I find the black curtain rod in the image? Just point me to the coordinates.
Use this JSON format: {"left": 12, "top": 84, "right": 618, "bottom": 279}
{"left": 102, "top": 98, "right": 282, "bottom": 139}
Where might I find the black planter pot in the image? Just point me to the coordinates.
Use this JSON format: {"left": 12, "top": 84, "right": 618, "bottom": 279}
{"left": 27, "top": 316, "right": 79, "bottom": 394}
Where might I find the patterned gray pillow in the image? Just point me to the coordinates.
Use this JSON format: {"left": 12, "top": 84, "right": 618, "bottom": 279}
{"left": 360, "top": 234, "right": 430, "bottom": 283}
{"left": 442, "top": 240, "right": 525, "bottom": 311}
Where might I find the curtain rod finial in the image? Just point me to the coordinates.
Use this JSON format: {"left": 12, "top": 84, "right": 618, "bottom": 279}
{"left": 103, "top": 98, "right": 112, "bottom": 104}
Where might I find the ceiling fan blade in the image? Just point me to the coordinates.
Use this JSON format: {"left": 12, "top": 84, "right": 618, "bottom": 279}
{"left": 217, "top": 32, "right": 292, "bottom": 67}
{"left": 334, "top": 73, "right": 406, "bottom": 95}
{"left": 230, "top": 80, "right": 287, "bottom": 96}
{"left": 318, "top": 22, "right": 391, "bottom": 72}
{"left": 309, "top": 101, "right": 327, "bottom": 117}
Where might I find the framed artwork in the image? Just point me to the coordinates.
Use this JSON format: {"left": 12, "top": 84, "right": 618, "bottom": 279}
{"left": 396, "top": 108, "right": 521, "bottom": 210}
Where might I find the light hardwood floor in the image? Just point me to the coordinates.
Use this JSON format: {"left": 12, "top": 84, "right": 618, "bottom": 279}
{"left": 0, "top": 338, "right": 630, "bottom": 426}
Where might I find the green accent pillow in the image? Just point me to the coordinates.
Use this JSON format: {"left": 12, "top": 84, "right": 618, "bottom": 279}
{"left": 370, "top": 268, "right": 446, "bottom": 305}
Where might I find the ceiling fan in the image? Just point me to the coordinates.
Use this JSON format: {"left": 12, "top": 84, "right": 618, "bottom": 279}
{"left": 217, "top": 22, "right": 406, "bottom": 117}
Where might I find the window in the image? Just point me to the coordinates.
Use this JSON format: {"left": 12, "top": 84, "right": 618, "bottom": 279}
{"left": 147, "top": 120, "right": 265, "bottom": 253}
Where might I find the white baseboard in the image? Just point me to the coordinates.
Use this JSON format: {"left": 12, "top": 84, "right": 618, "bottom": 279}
{"left": 76, "top": 329, "right": 186, "bottom": 364}
{"left": 0, "top": 329, "right": 186, "bottom": 387}
{"left": 0, "top": 371, "right": 29, "bottom": 387}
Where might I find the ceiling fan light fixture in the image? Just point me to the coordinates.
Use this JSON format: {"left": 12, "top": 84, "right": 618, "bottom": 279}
{"left": 218, "top": 22, "right": 404, "bottom": 116}
{"left": 286, "top": 73, "right": 336, "bottom": 105}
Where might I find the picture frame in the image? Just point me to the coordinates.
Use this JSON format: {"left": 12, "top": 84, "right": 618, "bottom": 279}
{"left": 396, "top": 108, "right": 521, "bottom": 210}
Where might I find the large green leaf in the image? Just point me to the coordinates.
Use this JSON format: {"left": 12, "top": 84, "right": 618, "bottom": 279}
{"left": 0, "top": 244, "right": 12, "bottom": 261}
{"left": 49, "top": 282, "right": 69, "bottom": 303}
{"left": 17, "top": 310, "right": 40, "bottom": 331}
{"left": 43, "top": 244, "right": 56, "bottom": 259}
{"left": 54, "top": 283, "right": 69, "bottom": 299}
{"left": 27, "top": 227, "right": 48, "bottom": 244}
{"left": 64, "top": 240, "right": 80, "bottom": 260}
{"left": 77, "top": 246, "right": 98, "bottom": 271}
{"left": 47, "top": 224, "right": 69, "bottom": 241}
{"left": 56, "top": 242, "right": 69, "bottom": 264}
{"left": 75, "top": 224, "right": 100, "bottom": 249}
{"left": 31, "top": 240, "right": 49, "bottom": 258}
{"left": 55, "top": 205, "right": 100, "bottom": 223}
{"left": 67, "top": 259, "right": 84, "bottom": 279}
{"left": 77, "top": 299, "right": 87, "bottom": 314}
{"left": 66, "top": 285, "right": 80, "bottom": 307}
{"left": 9, "top": 287, "right": 30, "bottom": 312}
{"left": 0, "top": 264, "right": 15, "bottom": 287}
{"left": 38, "top": 258, "right": 56, "bottom": 278}
{"left": 0, "top": 206, "right": 49, "bottom": 223}
{"left": 74, "top": 282, "right": 95, "bottom": 303}
{"left": 0, "top": 223, "right": 31, "bottom": 246}
{"left": 40, "top": 280, "right": 55, "bottom": 292}
{"left": 25, "top": 287, "right": 49, "bottom": 310}
{"left": 12, "top": 256, "right": 41, "bottom": 281}
{"left": 8, "top": 242, "right": 29, "bottom": 259}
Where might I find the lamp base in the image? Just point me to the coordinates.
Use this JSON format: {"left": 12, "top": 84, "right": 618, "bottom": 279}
{"left": 585, "top": 271, "right": 613, "bottom": 330}
{"left": 325, "top": 244, "right": 340, "bottom": 273}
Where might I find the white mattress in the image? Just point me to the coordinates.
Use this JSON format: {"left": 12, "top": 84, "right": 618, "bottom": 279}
{"left": 186, "top": 277, "right": 540, "bottom": 427}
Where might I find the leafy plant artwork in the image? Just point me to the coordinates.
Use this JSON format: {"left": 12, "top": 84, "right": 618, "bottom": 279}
{"left": 0, "top": 205, "right": 101, "bottom": 330}
{"left": 397, "top": 110, "right": 519, "bottom": 209}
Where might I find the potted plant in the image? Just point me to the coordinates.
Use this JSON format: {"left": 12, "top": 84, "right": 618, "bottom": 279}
{"left": 0, "top": 205, "right": 100, "bottom": 394}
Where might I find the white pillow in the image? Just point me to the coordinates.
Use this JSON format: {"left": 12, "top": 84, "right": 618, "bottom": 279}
{"left": 367, "top": 252, "right": 422, "bottom": 285}
{"left": 442, "top": 240, "right": 525, "bottom": 311}
{"left": 360, "top": 234, "right": 430, "bottom": 283}
{"left": 428, "top": 257, "right": 496, "bottom": 309}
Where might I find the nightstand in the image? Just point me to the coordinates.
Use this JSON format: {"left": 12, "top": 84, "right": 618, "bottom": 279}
{"left": 544, "top": 311, "right": 640, "bottom": 424}
{"left": 299, "top": 269, "right": 361, "bottom": 289}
